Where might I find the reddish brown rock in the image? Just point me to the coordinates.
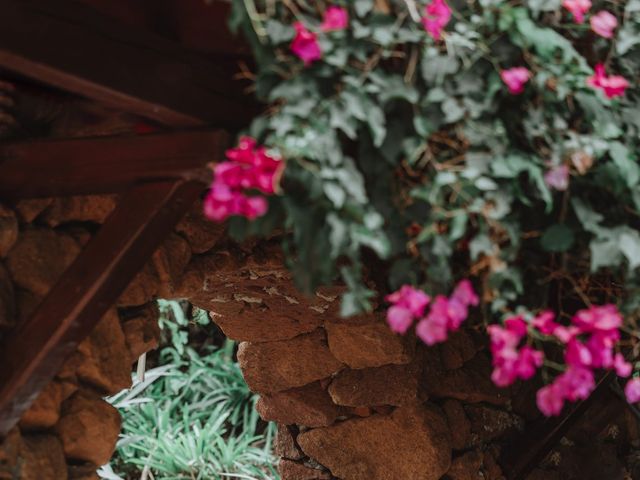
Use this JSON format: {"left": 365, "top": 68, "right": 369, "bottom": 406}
{"left": 20, "top": 380, "right": 77, "bottom": 430}
{"left": 465, "top": 405, "right": 524, "bottom": 446}
{"left": 20, "top": 434, "right": 68, "bottom": 480}
{"left": 0, "top": 204, "right": 17, "bottom": 258}
{"left": 42, "top": 194, "right": 117, "bottom": 226}
{"left": 442, "top": 399, "right": 471, "bottom": 450}
{"left": 74, "top": 309, "right": 132, "bottom": 394}
{"left": 0, "top": 428, "right": 23, "bottom": 475}
{"left": 257, "top": 381, "right": 340, "bottom": 427}
{"left": 0, "top": 263, "right": 15, "bottom": 328}
{"left": 237, "top": 329, "right": 344, "bottom": 393}
{"left": 14, "top": 288, "right": 42, "bottom": 325}
{"left": 275, "top": 424, "right": 304, "bottom": 460}
{"left": 298, "top": 403, "right": 451, "bottom": 480}
{"left": 423, "top": 348, "right": 508, "bottom": 406}
{"left": 447, "top": 450, "right": 484, "bottom": 480}
{"left": 153, "top": 233, "right": 192, "bottom": 298}
{"left": 325, "top": 317, "right": 415, "bottom": 369}
{"left": 176, "top": 252, "right": 342, "bottom": 342}
{"left": 278, "top": 459, "right": 332, "bottom": 480}
{"left": 328, "top": 362, "right": 421, "bottom": 407}
{"left": 68, "top": 464, "right": 100, "bottom": 480}
{"left": 175, "top": 200, "right": 226, "bottom": 253}
{"left": 14, "top": 198, "right": 53, "bottom": 222}
{"left": 122, "top": 303, "right": 161, "bottom": 361}
{"left": 56, "top": 390, "right": 121, "bottom": 466}
{"left": 439, "top": 330, "right": 477, "bottom": 370}
{"left": 118, "top": 263, "right": 160, "bottom": 307}
{"left": 6, "top": 228, "right": 81, "bottom": 296}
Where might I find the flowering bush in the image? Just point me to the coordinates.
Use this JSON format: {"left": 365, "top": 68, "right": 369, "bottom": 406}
{"left": 218, "top": 0, "right": 640, "bottom": 416}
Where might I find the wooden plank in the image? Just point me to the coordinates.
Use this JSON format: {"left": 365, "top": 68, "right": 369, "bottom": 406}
{"left": 0, "top": 0, "right": 256, "bottom": 128}
{"left": 0, "top": 130, "right": 228, "bottom": 199}
{"left": 500, "top": 372, "right": 615, "bottom": 479}
{"left": 0, "top": 180, "right": 203, "bottom": 437}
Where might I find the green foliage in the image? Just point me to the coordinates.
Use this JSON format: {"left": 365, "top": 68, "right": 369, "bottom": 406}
{"left": 228, "top": 0, "right": 640, "bottom": 320}
{"left": 100, "top": 301, "right": 277, "bottom": 480}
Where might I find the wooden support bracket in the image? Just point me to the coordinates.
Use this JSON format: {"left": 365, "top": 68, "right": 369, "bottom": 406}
{"left": 0, "top": 179, "right": 204, "bottom": 437}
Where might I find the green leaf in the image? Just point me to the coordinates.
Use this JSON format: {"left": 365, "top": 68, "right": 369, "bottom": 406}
{"left": 619, "top": 229, "right": 640, "bottom": 269}
{"left": 590, "top": 237, "right": 622, "bottom": 271}
{"left": 366, "top": 103, "right": 387, "bottom": 147}
{"left": 541, "top": 224, "right": 575, "bottom": 252}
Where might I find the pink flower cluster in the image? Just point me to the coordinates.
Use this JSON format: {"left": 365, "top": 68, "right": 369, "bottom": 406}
{"left": 527, "top": 305, "right": 633, "bottom": 416}
{"left": 562, "top": 0, "right": 592, "bottom": 23}
{"left": 587, "top": 64, "right": 629, "bottom": 99}
{"left": 290, "top": 6, "right": 349, "bottom": 66}
{"left": 500, "top": 67, "right": 531, "bottom": 95}
{"left": 386, "top": 280, "right": 479, "bottom": 346}
{"left": 544, "top": 164, "right": 570, "bottom": 191}
{"left": 203, "top": 137, "right": 283, "bottom": 222}
{"left": 422, "top": 0, "right": 452, "bottom": 41}
{"left": 488, "top": 316, "right": 544, "bottom": 387}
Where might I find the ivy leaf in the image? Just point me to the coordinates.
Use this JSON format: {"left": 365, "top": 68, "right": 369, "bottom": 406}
{"left": 609, "top": 142, "right": 640, "bottom": 188}
{"left": 572, "top": 198, "right": 604, "bottom": 234}
{"left": 541, "top": 224, "right": 575, "bottom": 252}
{"left": 265, "top": 20, "right": 295, "bottom": 43}
{"left": 367, "top": 103, "right": 387, "bottom": 147}
{"left": 590, "top": 237, "right": 622, "bottom": 271}
{"left": 619, "top": 229, "right": 640, "bottom": 269}
{"left": 354, "top": 0, "right": 374, "bottom": 17}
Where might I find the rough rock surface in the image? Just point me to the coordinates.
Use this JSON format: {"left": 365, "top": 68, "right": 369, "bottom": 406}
{"left": 122, "top": 304, "right": 161, "bottom": 361}
{"left": 153, "top": 233, "right": 191, "bottom": 298}
{"left": 20, "top": 381, "right": 77, "bottom": 430}
{"left": 325, "top": 318, "right": 415, "bottom": 369}
{"left": 6, "top": 228, "right": 80, "bottom": 296}
{"left": 423, "top": 349, "right": 508, "bottom": 405}
{"left": 447, "top": 450, "right": 484, "bottom": 480}
{"left": 298, "top": 403, "right": 451, "bottom": 480}
{"left": 275, "top": 424, "right": 304, "bottom": 460}
{"left": 442, "top": 399, "right": 471, "bottom": 450}
{"left": 74, "top": 309, "right": 132, "bottom": 394}
{"left": 118, "top": 263, "right": 160, "bottom": 307}
{"left": 328, "top": 362, "right": 421, "bottom": 407}
{"left": 55, "top": 391, "right": 121, "bottom": 466}
{"left": 177, "top": 252, "right": 343, "bottom": 342}
{"left": 465, "top": 404, "right": 524, "bottom": 446}
{"left": 0, "top": 428, "right": 23, "bottom": 476}
{"left": 439, "top": 331, "right": 478, "bottom": 370}
{"left": 42, "top": 195, "right": 117, "bottom": 226}
{"left": 175, "top": 200, "right": 226, "bottom": 254}
{"left": 0, "top": 263, "right": 15, "bottom": 328}
{"left": 278, "top": 459, "right": 332, "bottom": 480}
{"left": 257, "top": 381, "right": 341, "bottom": 427}
{"left": 14, "top": 198, "right": 53, "bottom": 223}
{"left": 238, "top": 329, "right": 344, "bottom": 393}
{"left": 20, "top": 435, "right": 68, "bottom": 480}
{"left": 0, "top": 204, "right": 17, "bottom": 258}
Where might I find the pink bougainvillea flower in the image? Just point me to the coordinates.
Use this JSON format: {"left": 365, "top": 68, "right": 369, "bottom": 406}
{"left": 532, "top": 311, "right": 559, "bottom": 335}
{"left": 625, "top": 378, "right": 640, "bottom": 403}
{"left": 565, "top": 339, "right": 593, "bottom": 368}
{"left": 562, "top": 0, "right": 592, "bottom": 23}
{"left": 451, "top": 279, "right": 480, "bottom": 307}
{"left": 573, "top": 304, "right": 623, "bottom": 333}
{"left": 321, "top": 6, "right": 349, "bottom": 32}
{"left": 387, "top": 305, "right": 415, "bottom": 334}
{"left": 614, "top": 353, "right": 632, "bottom": 378}
{"left": 500, "top": 67, "right": 531, "bottom": 95}
{"left": 554, "top": 325, "right": 580, "bottom": 343}
{"left": 587, "top": 64, "right": 629, "bottom": 99}
{"left": 488, "top": 317, "right": 544, "bottom": 387}
{"left": 204, "top": 137, "right": 283, "bottom": 223}
{"left": 416, "top": 314, "right": 448, "bottom": 345}
{"left": 291, "top": 22, "right": 322, "bottom": 65}
{"left": 544, "top": 164, "right": 570, "bottom": 191}
{"left": 385, "top": 285, "right": 431, "bottom": 334}
{"left": 558, "top": 366, "right": 596, "bottom": 401}
{"left": 537, "top": 383, "right": 565, "bottom": 416}
{"left": 385, "top": 285, "right": 431, "bottom": 317}
{"left": 590, "top": 10, "right": 618, "bottom": 38}
{"left": 422, "top": 0, "right": 452, "bottom": 41}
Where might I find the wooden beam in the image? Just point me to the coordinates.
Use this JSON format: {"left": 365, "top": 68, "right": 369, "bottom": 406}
{"left": 0, "top": 0, "right": 256, "bottom": 128}
{"left": 500, "top": 372, "right": 615, "bottom": 479}
{"left": 0, "top": 180, "right": 203, "bottom": 437}
{"left": 0, "top": 130, "right": 228, "bottom": 199}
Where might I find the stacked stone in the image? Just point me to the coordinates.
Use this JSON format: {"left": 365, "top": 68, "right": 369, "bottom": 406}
{"left": 0, "top": 194, "right": 173, "bottom": 479}
{"left": 170, "top": 241, "right": 530, "bottom": 480}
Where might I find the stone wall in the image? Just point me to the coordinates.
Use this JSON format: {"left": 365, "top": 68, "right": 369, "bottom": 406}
{"left": 2, "top": 188, "right": 639, "bottom": 479}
